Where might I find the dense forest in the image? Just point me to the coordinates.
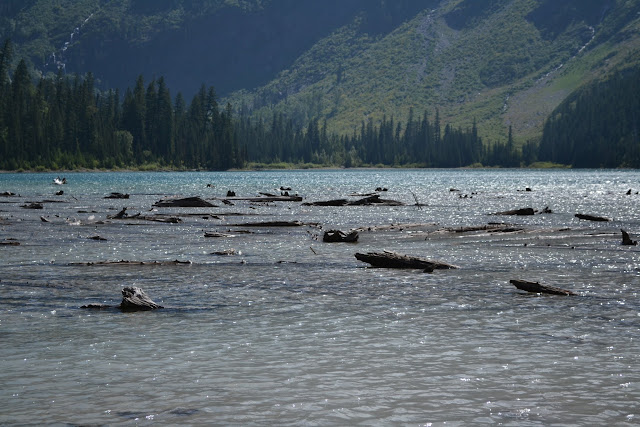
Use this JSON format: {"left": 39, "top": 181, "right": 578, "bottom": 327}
{"left": 0, "top": 41, "right": 521, "bottom": 171}
{"left": 537, "top": 67, "right": 640, "bottom": 168}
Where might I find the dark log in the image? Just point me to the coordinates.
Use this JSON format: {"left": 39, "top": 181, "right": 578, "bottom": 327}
{"left": 224, "top": 195, "right": 302, "bottom": 202}
{"left": 105, "top": 192, "right": 130, "bottom": 199}
{"left": 621, "top": 229, "right": 637, "bottom": 246}
{"left": 493, "top": 207, "right": 534, "bottom": 216}
{"left": 1, "top": 191, "right": 17, "bottom": 197}
{"left": 21, "top": 202, "right": 43, "bottom": 209}
{"left": 89, "top": 235, "right": 107, "bottom": 241}
{"left": 210, "top": 249, "right": 237, "bottom": 256}
{"left": 154, "top": 197, "right": 214, "bottom": 208}
{"left": 81, "top": 303, "right": 111, "bottom": 309}
{"left": 55, "top": 190, "right": 64, "bottom": 196}
{"left": 40, "top": 216, "right": 50, "bottom": 222}
{"left": 355, "top": 251, "right": 457, "bottom": 272}
{"left": 303, "top": 194, "right": 403, "bottom": 206}
{"left": 303, "top": 199, "right": 349, "bottom": 206}
{"left": 575, "top": 213, "right": 610, "bottom": 222}
{"left": 0, "top": 239, "right": 20, "bottom": 246}
{"left": 204, "top": 232, "right": 233, "bottom": 238}
{"left": 73, "top": 259, "right": 191, "bottom": 266}
{"left": 510, "top": 279, "right": 577, "bottom": 296}
{"left": 323, "top": 230, "right": 359, "bottom": 243}
{"left": 229, "top": 221, "right": 304, "bottom": 227}
{"left": 109, "top": 207, "right": 128, "bottom": 219}
{"left": 120, "top": 286, "right": 163, "bottom": 311}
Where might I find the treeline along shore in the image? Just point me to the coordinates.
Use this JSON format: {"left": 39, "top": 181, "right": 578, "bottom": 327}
{"left": 1, "top": 39, "right": 639, "bottom": 171}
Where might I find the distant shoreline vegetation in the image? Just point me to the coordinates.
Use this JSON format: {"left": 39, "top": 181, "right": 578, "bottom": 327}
{"left": 0, "top": 40, "right": 638, "bottom": 171}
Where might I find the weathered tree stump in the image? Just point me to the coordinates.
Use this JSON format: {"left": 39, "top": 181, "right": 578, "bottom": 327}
{"left": 355, "top": 251, "right": 457, "bottom": 273}
{"left": 120, "top": 286, "right": 164, "bottom": 311}
{"left": 575, "top": 213, "right": 610, "bottom": 222}
{"left": 621, "top": 229, "right": 637, "bottom": 246}
{"left": 323, "top": 230, "right": 359, "bottom": 243}
{"left": 510, "top": 279, "right": 577, "bottom": 296}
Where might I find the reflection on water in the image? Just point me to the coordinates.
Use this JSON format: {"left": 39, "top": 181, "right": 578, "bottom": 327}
{"left": 1, "top": 169, "right": 639, "bottom": 425}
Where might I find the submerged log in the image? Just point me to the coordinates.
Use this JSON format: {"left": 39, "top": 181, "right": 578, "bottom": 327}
{"left": 154, "top": 196, "right": 214, "bottom": 208}
{"left": 229, "top": 220, "right": 304, "bottom": 227}
{"left": 304, "top": 194, "right": 403, "bottom": 207}
{"left": 575, "top": 213, "right": 610, "bottom": 222}
{"left": 0, "top": 239, "right": 20, "bottom": 246}
{"left": 493, "top": 207, "right": 535, "bottom": 216}
{"left": 323, "top": 230, "right": 359, "bottom": 243}
{"left": 355, "top": 251, "right": 457, "bottom": 272}
{"left": 73, "top": 259, "right": 191, "bottom": 266}
{"left": 621, "top": 229, "right": 638, "bottom": 246}
{"left": 105, "top": 192, "right": 130, "bottom": 199}
{"left": 510, "top": 279, "right": 577, "bottom": 296}
{"left": 22, "top": 202, "right": 43, "bottom": 209}
{"left": 120, "top": 286, "right": 164, "bottom": 311}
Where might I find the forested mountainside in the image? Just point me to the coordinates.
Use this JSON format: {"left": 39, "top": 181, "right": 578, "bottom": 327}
{"left": 3, "top": 0, "right": 640, "bottom": 144}
{"left": 1, "top": 0, "right": 640, "bottom": 170}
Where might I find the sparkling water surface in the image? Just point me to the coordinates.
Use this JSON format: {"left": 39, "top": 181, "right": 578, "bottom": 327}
{"left": 1, "top": 169, "right": 639, "bottom": 425}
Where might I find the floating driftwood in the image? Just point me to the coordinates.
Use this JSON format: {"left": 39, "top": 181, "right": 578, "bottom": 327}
{"left": 0, "top": 239, "right": 20, "bottom": 246}
{"left": 355, "top": 251, "right": 457, "bottom": 273}
{"left": 1, "top": 191, "right": 17, "bottom": 197}
{"left": 323, "top": 230, "right": 359, "bottom": 243}
{"left": 21, "top": 202, "right": 43, "bottom": 209}
{"left": 105, "top": 192, "right": 129, "bottom": 199}
{"left": 510, "top": 279, "right": 577, "bottom": 296}
{"left": 88, "top": 235, "right": 107, "bottom": 241}
{"left": 73, "top": 259, "right": 191, "bottom": 266}
{"left": 493, "top": 207, "right": 534, "bottom": 216}
{"left": 154, "top": 196, "right": 214, "bottom": 208}
{"left": 210, "top": 249, "right": 238, "bottom": 256}
{"left": 223, "top": 195, "right": 303, "bottom": 202}
{"left": 107, "top": 207, "right": 181, "bottom": 223}
{"left": 621, "top": 229, "right": 637, "bottom": 246}
{"left": 204, "top": 231, "right": 233, "bottom": 238}
{"left": 229, "top": 220, "right": 304, "bottom": 227}
{"left": 120, "top": 286, "right": 164, "bottom": 311}
{"left": 575, "top": 213, "right": 610, "bottom": 222}
{"left": 304, "top": 194, "right": 404, "bottom": 207}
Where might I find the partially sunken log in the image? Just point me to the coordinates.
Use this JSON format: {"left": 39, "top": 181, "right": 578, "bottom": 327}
{"left": 105, "top": 192, "right": 130, "bottom": 199}
{"left": 510, "top": 279, "right": 577, "bottom": 296}
{"left": 575, "top": 213, "right": 610, "bottom": 222}
{"left": 355, "top": 251, "right": 457, "bottom": 273}
{"left": 229, "top": 220, "right": 304, "bottom": 227}
{"left": 621, "top": 229, "right": 638, "bottom": 246}
{"left": 154, "top": 196, "right": 214, "bottom": 208}
{"left": 493, "top": 207, "right": 535, "bottom": 216}
{"left": 120, "top": 286, "right": 163, "bottom": 311}
{"left": 22, "top": 202, "right": 43, "bottom": 209}
{"left": 304, "top": 194, "right": 404, "bottom": 207}
{"left": 323, "top": 230, "right": 359, "bottom": 243}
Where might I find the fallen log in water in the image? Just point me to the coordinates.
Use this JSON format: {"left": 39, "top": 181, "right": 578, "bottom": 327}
{"left": 105, "top": 192, "right": 129, "bottom": 199}
{"left": 323, "top": 230, "right": 359, "bottom": 243}
{"left": 492, "top": 207, "right": 535, "bottom": 216}
{"left": 72, "top": 259, "right": 191, "bottom": 266}
{"left": 575, "top": 213, "right": 610, "bottom": 222}
{"left": 0, "top": 239, "right": 20, "bottom": 246}
{"left": 21, "top": 202, "right": 43, "bottom": 209}
{"left": 228, "top": 220, "right": 305, "bottom": 227}
{"left": 355, "top": 251, "right": 457, "bottom": 272}
{"left": 304, "top": 194, "right": 404, "bottom": 206}
{"left": 154, "top": 196, "right": 214, "bottom": 207}
{"left": 621, "top": 229, "right": 638, "bottom": 245}
{"left": 510, "top": 279, "right": 577, "bottom": 296}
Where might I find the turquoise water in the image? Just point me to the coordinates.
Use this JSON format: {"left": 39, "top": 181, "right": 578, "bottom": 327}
{"left": 1, "top": 169, "right": 639, "bottom": 425}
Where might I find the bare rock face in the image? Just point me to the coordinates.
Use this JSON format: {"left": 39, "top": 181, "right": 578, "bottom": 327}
{"left": 120, "top": 286, "right": 164, "bottom": 311}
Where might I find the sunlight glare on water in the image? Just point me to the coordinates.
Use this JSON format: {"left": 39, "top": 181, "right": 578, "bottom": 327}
{"left": 0, "top": 169, "right": 639, "bottom": 425}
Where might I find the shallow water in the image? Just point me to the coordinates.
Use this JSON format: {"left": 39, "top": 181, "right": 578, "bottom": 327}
{"left": 1, "top": 169, "right": 639, "bottom": 425}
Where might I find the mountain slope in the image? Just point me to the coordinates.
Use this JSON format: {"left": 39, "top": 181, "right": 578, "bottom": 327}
{"left": 2, "top": 0, "right": 640, "bottom": 146}
{"left": 225, "top": 0, "right": 640, "bottom": 143}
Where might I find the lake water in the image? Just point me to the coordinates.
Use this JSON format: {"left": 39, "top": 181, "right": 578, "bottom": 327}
{"left": 1, "top": 169, "right": 639, "bottom": 425}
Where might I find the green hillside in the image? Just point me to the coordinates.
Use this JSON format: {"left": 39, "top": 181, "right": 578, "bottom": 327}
{"left": 2, "top": 0, "right": 640, "bottom": 149}
{"left": 225, "top": 0, "right": 640, "bottom": 144}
